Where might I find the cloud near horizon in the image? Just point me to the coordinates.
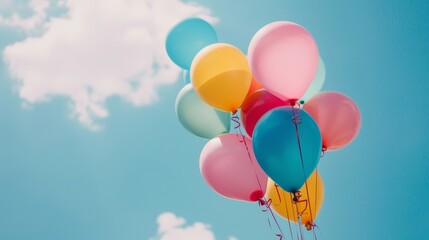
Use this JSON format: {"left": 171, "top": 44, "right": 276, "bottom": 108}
{"left": 2, "top": 0, "right": 216, "bottom": 130}
{"left": 151, "top": 212, "right": 238, "bottom": 240}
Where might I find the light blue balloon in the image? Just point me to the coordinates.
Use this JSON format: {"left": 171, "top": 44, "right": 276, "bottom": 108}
{"left": 300, "top": 57, "right": 326, "bottom": 104}
{"left": 252, "top": 107, "right": 321, "bottom": 193}
{"left": 175, "top": 84, "right": 230, "bottom": 139}
{"left": 166, "top": 18, "right": 218, "bottom": 69}
{"left": 182, "top": 70, "right": 191, "bottom": 85}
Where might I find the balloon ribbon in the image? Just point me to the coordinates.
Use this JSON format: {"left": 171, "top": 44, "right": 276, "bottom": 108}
{"left": 291, "top": 103, "right": 318, "bottom": 239}
{"left": 231, "top": 114, "right": 286, "bottom": 240}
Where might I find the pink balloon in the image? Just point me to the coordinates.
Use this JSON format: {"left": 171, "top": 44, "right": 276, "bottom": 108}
{"left": 241, "top": 89, "right": 289, "bottom": 137}
{"left": 200, "top": 133, "right": 268, "bottom": 202}
{"left": 303, "top": 92, "right": 361, "bottom": 150}
{"left": 248, "top": 21, "right": 319, "bottom": 101}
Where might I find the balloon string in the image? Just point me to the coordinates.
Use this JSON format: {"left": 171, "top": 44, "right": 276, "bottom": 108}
{"left": 231, "top": 115, "right": 241, "bottom": 129}
{"left": 315, "top": 167, "right": 318, "bottom": 229}
{"left": 289, "top": 193, "right": 301, "bottom": 240}
{"left": 295, "top": 202, "right": 305, "bottom": 240}
{"left": 231, "top": 115, "right": 264, "bottom": 192}
{"left": 231, "top": 113, "right": 286, "bottom": 240}
{"left": 312, "top": 169, "right": 320, "bottom": 240}
{"left": 292, "top": 104, "right": 316, "bottom": 239}
{"left": 291, "top": 103, "right": 317, "bottom": 239}
{"left": 275, "top": 184, "right": 295, "bottom": 240}
{"left": 290, "top": 194, "right": 303, "bottom": 240}
{"left": 266, "top": 217, "right": 283, "bottom": 240}
{"left": 259, "top": 198, "right": 286, "bottom": 240}
{"left": 231, "top": 115, "right": 245, "bottom": 142}
{"left": 293, "top": 195, "right": 309, "bottom": 215}
{"left": 313, "top": 224, "right": 323, "bottom": 240}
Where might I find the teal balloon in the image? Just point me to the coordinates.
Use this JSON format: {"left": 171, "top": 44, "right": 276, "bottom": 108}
{"left": 166, "top": 18, "right": 218, "bottom": 69}
{"left": 252, "top": 107, "right": 321, "bottom": 193}
{"left": 300, "top": 57, "right": 326, "bottom": 104}
{"left": 175, "top": 84, "right": 230, "bottom": 139}
{"left": 183, "top": 70, "right": 191, "bottom": 84}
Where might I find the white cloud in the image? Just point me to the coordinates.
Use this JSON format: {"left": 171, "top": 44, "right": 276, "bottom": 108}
{"left": 228, "top": 237, "right": 238, "bottom": 240}
{"left": 3, "top": 0, "right": 215, "bottom": 130}
{"left": 0, "top": 0, "right": 49, "bottom": 31}
{"left": 152, "top": 212, "right": 215, "bottom": 240}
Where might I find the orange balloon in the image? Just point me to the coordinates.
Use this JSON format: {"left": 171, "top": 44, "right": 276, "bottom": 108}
{"left": 265, "top": 170, "right": 324, "bottom": 229}
{"left": 245, "top": 76, "right": 263, "bottom": 99}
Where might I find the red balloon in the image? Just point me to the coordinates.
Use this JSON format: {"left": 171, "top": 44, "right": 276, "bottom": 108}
{"left": 241, "top": 89, "right": 288, "bottom": 137}
{"left": 303, "top": 92, "right": 361, "bottom": 150}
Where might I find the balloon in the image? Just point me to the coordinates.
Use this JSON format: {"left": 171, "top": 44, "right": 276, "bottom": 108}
{"left": 200, "top": 133, "right": 268, "bottom": 202}
{"left": 241, "top": 89, "right": 288, "bottom": 137}
{"left": 303, "top": 92, "right": 361, "bottom": 150}
{"left": 166, "top": 18, "right": 218, "bottom": 69}
{"left": 300, "top": 57, "right": 326, "bottom": 104}
{"left": 253, "top": 107, "right": 321, "bottom": 193}
{"left": 266, "top": 170, "right": 324, "bottom": 229}
{"left": 245, "top": 76, "right": 263, "bottom": 99}
{"left": 175, "top": 84, "right": 231, "bottom": 139}
{"left": 182, "top": 70, "right": 191, "bottom": 84}
{"left": 191, "top": 43, "right": 251, "bottom": 113}
{"left": 248, "top": 21, "right": 319, "bottom": 101}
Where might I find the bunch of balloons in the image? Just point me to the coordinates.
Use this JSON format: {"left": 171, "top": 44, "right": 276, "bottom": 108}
{"left": 166, "top": 18, "right": 361, "bottom": 232}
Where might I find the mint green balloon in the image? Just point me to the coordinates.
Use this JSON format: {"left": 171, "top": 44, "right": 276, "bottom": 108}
{"left": 300, "top": 57, "right": 326, "bottom": 104}
{"left": 175, "top": 84, "right": 230, "bottom": 139}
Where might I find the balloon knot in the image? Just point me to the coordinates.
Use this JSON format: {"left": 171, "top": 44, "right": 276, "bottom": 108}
{"left": 305, "top": 222, "right": 314, "bottom": 231}
{"left": 292, "top": 191, "right": 302, "bottom": 203}
{"left": 250, "top": 190, "right": 263, "bottom": 202}
{"left": 258, "top": 198, "right": 272, "bottom": 209}
{"left": 321, "top": 146, "right": 327, "bottom": 157}
{"left": 291, "top": 103, "right": 302, "bottom": 125}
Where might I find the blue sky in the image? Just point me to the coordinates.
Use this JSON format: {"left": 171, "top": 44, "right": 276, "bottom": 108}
{"left": 0, "top": 0, "right": 428, "bottom": 239}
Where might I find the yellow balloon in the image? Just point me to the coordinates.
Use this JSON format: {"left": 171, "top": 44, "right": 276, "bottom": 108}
{"left": 266, "top": 170, "right": 324, "bottom": 229}
{"left": 190, "top": 43, "right": 251, "bottom": 113}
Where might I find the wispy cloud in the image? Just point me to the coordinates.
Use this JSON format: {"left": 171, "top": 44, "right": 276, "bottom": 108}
{"left": 3, "top": 0, "right": 215, "bottom": 130}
